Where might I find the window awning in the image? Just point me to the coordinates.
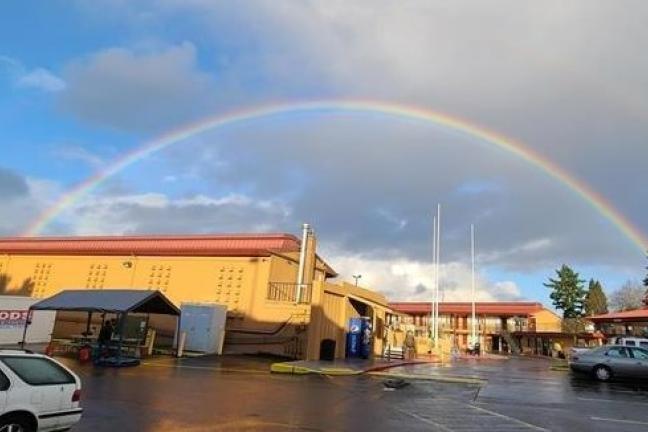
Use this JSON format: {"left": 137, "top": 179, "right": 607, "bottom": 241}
{"left": 29, "top": 289, "right": 180, "bottom": 316}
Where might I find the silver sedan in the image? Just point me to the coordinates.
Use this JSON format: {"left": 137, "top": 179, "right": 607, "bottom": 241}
{"left": 569, "top": 345, "right": 648, "bottom": 381}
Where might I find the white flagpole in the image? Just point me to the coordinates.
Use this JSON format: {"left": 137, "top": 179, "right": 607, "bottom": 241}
{"left": 471, "top": 224, "right": 476, "bottom": 347}
{"left": 431, "top": 216, "right": 437, "bottom": 344}
{"left": 435, "top": 204, "right": 441, "bottom": 343}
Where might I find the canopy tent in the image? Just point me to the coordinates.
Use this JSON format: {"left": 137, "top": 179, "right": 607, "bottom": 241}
{"left": 23, "top": 289, "right": 180, "bottom": 366}
{"left": 29, "top": 289, "right": 180, "bottom": 315}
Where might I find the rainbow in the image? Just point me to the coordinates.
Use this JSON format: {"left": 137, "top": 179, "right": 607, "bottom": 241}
{"left": 25, "top": 100, "right": 648, "bottom": 252}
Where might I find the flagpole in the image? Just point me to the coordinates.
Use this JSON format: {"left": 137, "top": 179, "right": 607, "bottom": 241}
{"left": 471, "top": 224, "right": 476, "bottom": 347}
{"left": 431, "top": 216, "right": 437, "bottom": 345}
{"left": 435, "top": 204, "right": 441, "bottom": 343}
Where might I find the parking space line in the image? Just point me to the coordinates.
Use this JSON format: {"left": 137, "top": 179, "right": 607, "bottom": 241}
{"left": 578, "top": 396, "right": 648, "bottom": 405}
{"left": 464, "top": 402, "right": 549, "bottom": 431}
{"left": 590, "top": 416, "right": 648, "bottom": 426}
{"left": 392, "top": 407, "right": 454, "bottom": 432}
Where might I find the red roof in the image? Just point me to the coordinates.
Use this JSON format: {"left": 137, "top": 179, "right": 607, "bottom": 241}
{"left": 389, "top": 301, "right": 545, "bottom": 316}
{"left": 0, "top": 234, "right": 300, "bottom": 258}
{"left": 588, "top": 308, "right": 648, "bottom": 323}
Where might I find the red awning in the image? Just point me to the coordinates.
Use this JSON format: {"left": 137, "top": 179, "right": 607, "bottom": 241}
{"left": 588, "top": 308, "right": 648, "bottom": 323}
{"left": 389, "top": 301, "right": 545, "bottom": 316}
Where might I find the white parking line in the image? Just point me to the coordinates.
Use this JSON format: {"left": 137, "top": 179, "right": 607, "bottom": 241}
{"left": 578, "top": 396, "right": 648, "bottom": 405}
{"left": 590, "top": 416, "right": 648, "bottom": 426}
{"left": 392, "top": 407, "right": 454, "bottom": 432}
{"left": 467, "top": 403, "right": 550, "bottom": 431}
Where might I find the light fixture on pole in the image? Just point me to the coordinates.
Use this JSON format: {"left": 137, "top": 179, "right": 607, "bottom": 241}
{"left": 352, "top": 274, "right": 362, "bottom": 286}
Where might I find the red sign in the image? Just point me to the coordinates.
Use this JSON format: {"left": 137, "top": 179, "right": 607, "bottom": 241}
{"left": 0, "top": 310, "right": 29, "bottom": 327}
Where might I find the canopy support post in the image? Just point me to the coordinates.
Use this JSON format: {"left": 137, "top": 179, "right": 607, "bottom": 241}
{"left": 85, "top": 311, "right": 92, "bottom": 337}
{"left": 20, "top": 308, "right": 31, "bottom": 348}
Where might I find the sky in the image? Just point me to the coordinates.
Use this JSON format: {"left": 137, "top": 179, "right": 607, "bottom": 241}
{"left": 1, "top": 1, "right": 647, "bottom": 305}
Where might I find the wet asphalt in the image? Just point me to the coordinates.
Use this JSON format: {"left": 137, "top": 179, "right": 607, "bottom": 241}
{"left": 60, "top": 355, "right": 648, "bottom": 431}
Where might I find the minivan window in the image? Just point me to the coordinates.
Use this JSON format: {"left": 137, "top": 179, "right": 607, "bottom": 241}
{"left": 640, "top": 342, "right": 648, "bottom": 348}
{"left": 625, "top": 340, "right": 636, "bottom": 346}
{"left": 1, "top": 357, "right": 74, "bottom": 386}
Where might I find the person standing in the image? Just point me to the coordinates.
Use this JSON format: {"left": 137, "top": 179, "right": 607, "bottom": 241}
{"left": 404, "top": 330, "right": 416, "bottom": 360}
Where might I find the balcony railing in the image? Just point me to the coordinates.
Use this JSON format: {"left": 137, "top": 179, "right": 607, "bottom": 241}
{"left": 267, "top": 282, "right": 312, "bottom": 304}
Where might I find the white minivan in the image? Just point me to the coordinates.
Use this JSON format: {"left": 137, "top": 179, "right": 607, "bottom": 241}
{"left": 611, "top": 337, "right": 648, "bottom": 349}
{"left": 0, "top": 351, "right": 82, "bottom": 431}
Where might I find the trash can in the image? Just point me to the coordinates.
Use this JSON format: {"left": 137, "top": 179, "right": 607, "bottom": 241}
{"left": 320, "top": 339, "right": 336, "bottom": 361}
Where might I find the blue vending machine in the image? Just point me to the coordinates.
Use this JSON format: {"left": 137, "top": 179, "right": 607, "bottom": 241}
{"left": 346, "top": 317, "right": 362, "bottom": 358}
{"left": 359, "top": 317, "right": 373, "bottom": 359}
{"left": 346, "top": 317, "right": 373, "bottom": 359}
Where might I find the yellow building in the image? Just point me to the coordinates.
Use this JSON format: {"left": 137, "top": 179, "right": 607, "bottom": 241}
{"left": 0, "top": 228, "right": 388, "bottom": 360}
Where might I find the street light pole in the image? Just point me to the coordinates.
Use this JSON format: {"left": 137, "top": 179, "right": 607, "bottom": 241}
{"left": 352, "top": 274, "right": 362, "bottom": 286}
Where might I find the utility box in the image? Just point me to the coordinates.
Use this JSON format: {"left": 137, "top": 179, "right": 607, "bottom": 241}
{"left": 0, "top": 296, "right": 56, "bottom": 344}
{"left": 180, "top": 303, "right": 227, "bottom": 354}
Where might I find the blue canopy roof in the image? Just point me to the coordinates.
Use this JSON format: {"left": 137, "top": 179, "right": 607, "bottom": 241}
{"left": 29, "top": 289, "right": 180, "bottom": 315}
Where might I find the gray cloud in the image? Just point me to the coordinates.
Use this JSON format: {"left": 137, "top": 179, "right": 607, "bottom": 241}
{"left": 58, "top": 42, "right": 218, "bottom": 132}
{"left": 0, "top": 167, "right": 30, "bottom": 200}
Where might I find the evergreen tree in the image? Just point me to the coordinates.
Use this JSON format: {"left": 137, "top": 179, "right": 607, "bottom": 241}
{"left": 584, "top": 279, "right": 608, "bottom": 315}
{"left": 544, "top": 265, "right": 586, "bottom": 318}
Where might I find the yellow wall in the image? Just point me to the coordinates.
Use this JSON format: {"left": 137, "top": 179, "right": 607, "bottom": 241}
{"left": 531, "top": 309, "right": 562, "bottom": 332}
{"left": 1, "top": 251, "right": 389, "bottom": 360}
{"left": 305, "top": 281, "right": 388, "bottom": 360}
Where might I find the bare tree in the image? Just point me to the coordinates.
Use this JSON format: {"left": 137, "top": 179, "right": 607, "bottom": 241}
{"left": 610, "top": 280, "right": 645, "bottom": 312}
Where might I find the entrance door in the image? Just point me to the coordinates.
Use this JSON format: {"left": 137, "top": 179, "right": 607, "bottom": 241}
{"left": 186, "top": 310, "right": 212, "bottom": 352}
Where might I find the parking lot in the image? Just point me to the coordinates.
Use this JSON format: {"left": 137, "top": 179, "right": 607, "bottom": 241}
{"left": 61, "top": 356, "right": 648, "bottom": 431}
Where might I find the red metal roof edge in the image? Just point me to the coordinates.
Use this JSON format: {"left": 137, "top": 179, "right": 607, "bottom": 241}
{"left": 0, "top": 233, "right": 300, "bottom": 242}
{"left": 588, "top": 307, "right": 648, "bottom": 321}
{"left": 388, "top": 301, "right": 546, "bottom": 315}
{"left": 389, "top": 301, "right": 544, "bottom": 306}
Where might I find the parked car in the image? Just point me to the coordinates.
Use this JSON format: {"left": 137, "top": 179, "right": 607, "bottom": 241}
{"left": 568, "top": 346, "right": 593, "bottom": 358}
{"left": 570, "top": 345, "right": 648, "bottom": 381}
{"left": 0, "top": 350, "right": 82, "bottom": 431}
{"left": 609, "top": 336, "right": 648, "bottom": 349}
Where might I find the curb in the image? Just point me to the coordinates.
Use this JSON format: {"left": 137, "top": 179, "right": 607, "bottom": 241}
{"left": 270, "top": 362, "right": 362, "bottom": 376}
{"left": 270, "top": 359, "right": 437, "bottom": 376}
{"left": 364, "top": 360, "right": 438, "bottom": 373}
{"left": 367, "top": 370, "right": 487, "bottom": 385}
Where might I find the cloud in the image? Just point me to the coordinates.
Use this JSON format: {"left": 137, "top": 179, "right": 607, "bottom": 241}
{"left": 0, "top": 56, "right": 65, "bottom": 92}
{"left": 0, "top": 167, "right": 30, "bottom": 200}
{"left": 16, "top": 68, "right": 66, "bottom": 92}
{"left": 52, "top": 145, "right": 105, "bottom": 168}
{"left": 58, "top": 42, "right": 218, "bottom": 132}
{"left": 323, "top": 248, "right": 523, "bottom": 301}
{"left": 0, "top": 169, "right": 61, "bottom": 235}
{"left": 46, "top": 191, "right": 292, "bottom": 236}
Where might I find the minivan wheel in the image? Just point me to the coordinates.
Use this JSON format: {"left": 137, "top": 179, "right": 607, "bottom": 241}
{"left": 0, "top": 414, "right": 35, "bottom": 432}
{"left": 594, "top": 365, "right": 612, "bottom": 382}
